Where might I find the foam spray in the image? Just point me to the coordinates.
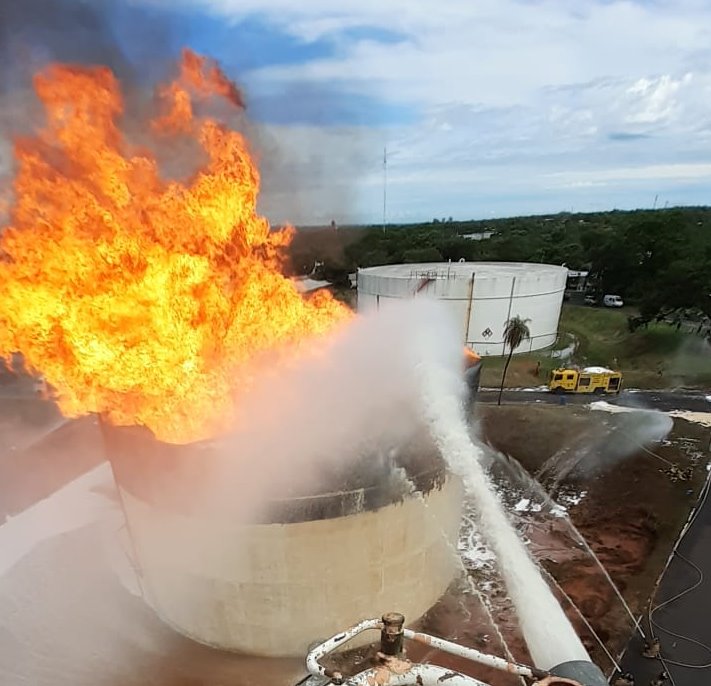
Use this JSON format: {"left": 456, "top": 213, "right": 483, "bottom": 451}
{"left": 409, "top": 300, "right": 589, "bottom": 670}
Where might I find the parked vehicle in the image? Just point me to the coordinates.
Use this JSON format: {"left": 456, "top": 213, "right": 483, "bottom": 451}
{"left": 584, "top": 295, "right": 597, "bottom": 306}
{"left": 548, "top": 366, "right": 622, "bottom": 394}
{"left": 603, "top": 294, "right": 624, "bottom": 308}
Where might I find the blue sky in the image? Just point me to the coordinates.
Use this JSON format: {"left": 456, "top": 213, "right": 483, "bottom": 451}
{"left": 6, "top": 0, "right": 711, "bottom": 225}
{"left": 108, "top": 3, "right": 416, "bottom": 127}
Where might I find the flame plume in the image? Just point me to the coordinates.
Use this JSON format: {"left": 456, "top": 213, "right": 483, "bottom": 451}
{"left": 0, "top": 50, "right": 350, "bottom": 443}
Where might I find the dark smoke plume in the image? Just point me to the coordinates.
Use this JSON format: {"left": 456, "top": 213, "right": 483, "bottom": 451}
{"left": 0, "top": 0, "right": 139, "bottom": 90}
{"left": 0, "top": 0, "right": 181, "bottom": 184}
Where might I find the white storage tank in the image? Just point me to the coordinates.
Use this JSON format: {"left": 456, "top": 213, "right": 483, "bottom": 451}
{"left": 357, "top": 262, "right": 567, "bottom": 356}
{"left": 102, "top": 422, "right": 463, "bottom": 657}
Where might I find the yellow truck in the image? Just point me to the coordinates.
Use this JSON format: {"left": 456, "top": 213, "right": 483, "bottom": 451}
{"left": 548, "top": 366, "right": 622, "bottom": 394}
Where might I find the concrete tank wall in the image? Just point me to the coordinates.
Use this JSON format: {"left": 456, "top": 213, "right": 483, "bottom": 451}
{"left": 104, "top": 423, "right": 464, "bottom": 657}
{"left": 357, "top": 262, "right": 567, "bottom": 356}
{"left": 118, "top": 474, "right": 463, "bottom": 656}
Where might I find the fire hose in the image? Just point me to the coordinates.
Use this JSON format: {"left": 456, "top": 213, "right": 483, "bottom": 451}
{"left": 645, "top": 469, "right": 711, "bottom": 684}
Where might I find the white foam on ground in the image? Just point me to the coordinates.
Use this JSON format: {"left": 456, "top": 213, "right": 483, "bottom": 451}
{"left": 668, "top": 410, "right": 711, "bottom": 427}
{"left": 592, "top": 401, "right": 711, "bottom": 428}
{"left": 513, "top": 498, "right": 543, "bottom": 513}
{"left": 589, "top": 400, "right": 639, "bottom": 414}
{"left": 549, "top": 490, "right": 588, "bottom": 518}
{"left": 458, "top": 514, "right": 497, "bottom": 571}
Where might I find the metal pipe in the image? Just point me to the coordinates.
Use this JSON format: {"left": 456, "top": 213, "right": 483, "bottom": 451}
{"left": 549, "top": 660, "right": 608, "bottom": 686}
{"left": 305, "top": 618, "right": 381, "bottom": 681}
{"left": 346, "top": 662, "right": 490, "bottom": 686}
{"left": 380, "top": 612, "right": 405, "bottom": 656}
{"left": 303, "top": 615, "right": 604, "bottom": 686}
{"left": 503, "top": 275, "right": 516, "bottom": 356}
{"left": 464, "top": 271, "right": 475, "bottom": 346}
{"left": 403, "top": 629, "right": 546, "bottom": 680}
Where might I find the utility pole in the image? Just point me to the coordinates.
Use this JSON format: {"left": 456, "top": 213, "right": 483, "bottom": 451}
{"left": 382, "top": 145, "right": 387, "bottom": 233}
{"left": 653, "top": 194, "right": 658, "bottom": 210}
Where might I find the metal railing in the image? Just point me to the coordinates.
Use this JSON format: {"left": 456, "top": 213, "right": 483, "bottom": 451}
{"left": 303, "top": 612, "right": 551, "bottom": 686}
{"left": 410, "top": 267, "right": 464, "bottom": 280}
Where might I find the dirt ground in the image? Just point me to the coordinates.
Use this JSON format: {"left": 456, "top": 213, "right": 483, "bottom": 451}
{"left": 477, "top": 405, "right": 709, "bottom": 610}
{"left": 404, "top": 403, "right": 710, "bottom": 684}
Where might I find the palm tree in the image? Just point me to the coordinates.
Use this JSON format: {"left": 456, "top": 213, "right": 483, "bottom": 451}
{"left": 498, "top": 316, "right": 531, "bottom": 406}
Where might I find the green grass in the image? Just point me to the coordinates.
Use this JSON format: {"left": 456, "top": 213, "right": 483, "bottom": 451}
{"left": 481, "top": 304, "right": 711, "bottom": 389}
{"left": 560, "top": 305, "right": 711, "bottom": 388}
{"left": 560, "top": 305, "right": 631, "bottom": 366}
{"left": 479, "top": 350, "right": 559, "bottom": 388}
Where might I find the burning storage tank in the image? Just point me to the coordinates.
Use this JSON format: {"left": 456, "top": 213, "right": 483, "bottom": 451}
{"left": 103, "top": 421, "right": 463, "bottom": 657}
{"left": 0, "top": 51, "right": 463, "bottom": 659}
{"left": 357, "top": 262, "right": 567, "bottom": 356}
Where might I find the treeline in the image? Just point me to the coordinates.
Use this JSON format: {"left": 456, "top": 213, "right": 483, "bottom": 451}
{"left": 289, "top": 207, "right": 711, "bottom": 324}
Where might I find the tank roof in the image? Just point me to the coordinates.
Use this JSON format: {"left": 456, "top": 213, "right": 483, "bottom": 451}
{"left": 358, "top": 262, "right": 567, "bottom": 279}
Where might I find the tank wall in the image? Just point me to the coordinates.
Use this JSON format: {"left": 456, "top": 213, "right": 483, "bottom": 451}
{"left": 119, "top": 474, "right": 464, "bottom": 657}
{"left": 357, "top": 266, "right": 566, "bottom": 356}
{"left": 468, "top": 270, "right": 566, "bottom": 355}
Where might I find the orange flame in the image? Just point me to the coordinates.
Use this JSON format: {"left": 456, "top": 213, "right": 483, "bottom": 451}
{"left": 0, "top": 50, "right": 350, "bottom": 443}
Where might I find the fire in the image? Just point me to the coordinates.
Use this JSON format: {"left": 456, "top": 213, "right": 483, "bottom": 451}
{"left": 0, "top": 50, "right": 350, "bottom": 443}
{"left": 464, "top": 347, "right": 480, "bottom": 366}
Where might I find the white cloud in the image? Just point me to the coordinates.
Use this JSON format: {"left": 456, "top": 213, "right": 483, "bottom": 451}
{"left": 176, "top": 0, "right": 711, "bottom": 108}
{"left": 624, "top": 73, "right": 691, "bottom": 125}
{"left": 78, "top": 2, "right": 711, "bottom": 217}
{"left": 545, "top": 162, "right": 711, "bottom": 186}
{"left": 250, "top": 65, "right": 711, "bottom": 222}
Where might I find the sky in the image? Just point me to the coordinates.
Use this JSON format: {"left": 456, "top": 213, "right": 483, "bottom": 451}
{"left": 4, "top": 0, "right": 711, "bottom": 224}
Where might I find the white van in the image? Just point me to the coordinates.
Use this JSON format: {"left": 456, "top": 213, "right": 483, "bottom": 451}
{"left": 603, "top": 294, "right": 624, "bottom": 308}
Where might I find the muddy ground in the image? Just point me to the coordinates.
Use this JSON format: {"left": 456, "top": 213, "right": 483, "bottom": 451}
{"left": 479, "top": 404, "right": 708, "bottom": 619}
{"left": 406, "top": 403, "right": 710, "bottom": 685}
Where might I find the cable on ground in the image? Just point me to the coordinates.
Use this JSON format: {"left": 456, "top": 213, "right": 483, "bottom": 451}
{"left": 646, "top": 472, "right": 711, "bottom": 676}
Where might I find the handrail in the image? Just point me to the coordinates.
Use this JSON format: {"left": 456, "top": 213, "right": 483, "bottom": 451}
{"left": 304, "top": 613, "right": 549, "bottom": 685}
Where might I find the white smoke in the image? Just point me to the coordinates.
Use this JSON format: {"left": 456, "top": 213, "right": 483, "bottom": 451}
{"left": 201, "top": 299, "right": 441, "bottom": 518}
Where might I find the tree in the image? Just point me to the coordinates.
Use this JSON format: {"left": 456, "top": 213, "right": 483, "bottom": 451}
{"left": 402, "top": 246, "right": 443, "bottom": 263}
{"left": 498, "top": 316, "right": 531, "bottom": 406}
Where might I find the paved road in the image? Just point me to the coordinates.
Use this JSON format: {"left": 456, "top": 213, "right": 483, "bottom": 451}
{"left": 617, "top": 471, "right": 711, "bottom": 686}
{"left": 479, "top": 388, "right": 711, "bottom": 413}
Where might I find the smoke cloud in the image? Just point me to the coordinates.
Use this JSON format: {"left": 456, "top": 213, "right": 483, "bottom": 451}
{"left": 0, "top": 1, "right": 375, "bottom": 228}
{"left": 0, "top": 0, "right": 183, "bottom": 88}
{"left": 184, "top": 299, "right": 458, "bottom": 519}
{"left": 250, "top": 122, "right": 377, "bottom": 227}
